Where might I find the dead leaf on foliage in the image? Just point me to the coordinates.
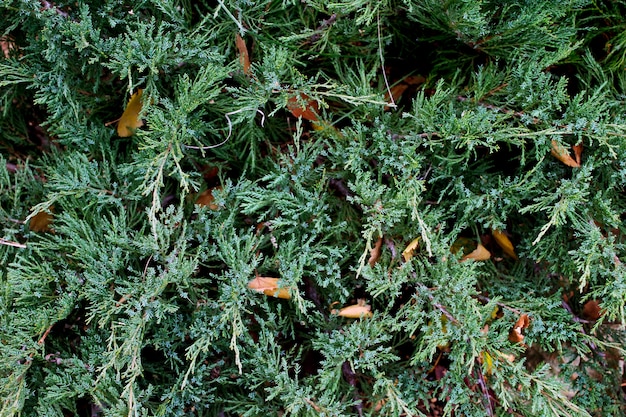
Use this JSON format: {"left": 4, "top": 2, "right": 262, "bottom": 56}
{"left": 462, "top": 243, "right": 491, "bottom": 261}
{"left": 247, "top": 276, "right": 292, "bottom": 299}
{"left": 195, "top": 186, "right": 222, "bottom": 210}
{"left": 550, "top": 140, "right": 580, "bottom": 168}
{"left": 402, "top": 237, "right": 420, "bottom": 262}
{"left": 117, "top": 89, "right": 144, "bottom": 137}
{"left": 482, "top": 351, "right": 494, "bottom": 375}
{"left": 368, "top": 236, "right": 383, "bottom": 267}
{"left": 508, "top": 313, "right": 530, "bottom": 344}
{"left": 492, "top": 229, "right": 518, "bottom": 260}
{"left": 332, "top": 299, "right": 373, "bottom": 319}
{"left": 235, "top": 33, "right": 251, "bottom": 75}
{"left": 582, "top": 299, "right": 603, "bottom": 321}
{"left": 287, "top": 92, "right": 319, "bottom": 121}
{"left": 572, "top": 142, "right": 583, "bottom": 166}
{"left": 29, "top": 207, "right": 54, "bottom": 232}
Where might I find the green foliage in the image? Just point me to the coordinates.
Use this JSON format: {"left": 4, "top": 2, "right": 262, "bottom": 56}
{"left": 1, "top": 0, "right": 626, "bottom": 416}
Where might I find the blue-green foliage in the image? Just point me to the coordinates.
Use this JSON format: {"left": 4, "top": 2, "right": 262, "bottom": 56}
{"left": 1, "top": 1, "right": 625, "bottom": 416}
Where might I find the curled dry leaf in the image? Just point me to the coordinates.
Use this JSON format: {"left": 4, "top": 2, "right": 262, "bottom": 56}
{"left": 117, "top": 89, "right": 144, "bottom": 137}
{"left": 287, "top": 93, "right": 319, "bottom": 121}
{"left": 332, "top": 299, "right": 373, "bottom": 319}
{"left": 491, "top": 229, "right": 518, "bottom": 260}
{"left": 462, "top": 243, "right": 491, "bottom": 262}
{"left": 550, "top": 140, "right": 580, "bottom": 168}
{"left": 247, "top": 276, "right": 292, "bottom": 299}
{"left": 402, "top": 237, "right": 420, "bottom": 262}
{"left": 368, "top": 236, "right": 383, "bottom": 267}
{"left": 508, "top": 313, "right": 530, "bottom": 344}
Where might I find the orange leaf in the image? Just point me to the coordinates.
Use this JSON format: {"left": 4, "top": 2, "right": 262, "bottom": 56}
{"left": 333, "top": 300, "right": 373, "bottom": 319}
{"left": 287, "top": 93, "right": 319, "bottom": 121}
{"left": 462, "top": 243, "right": 491, "bottom": 261}
{"left": 247, "top": 276, "right": 292, "bottom": 299}
{"left": 235, "top": 33, "right": 250, "bottom": 75}
{"left": 117, "top": 89, "right": 144, "bottom": 137}
{"left": 550, "top": 140, "right": 580, "bottom": 168}
{"left": 582, "top": 299, "right": 603, "bottom": 321}
{"left": 368, "top": 236, "right": 383, "bottom": 267}
{"left": 572, "top": 143, "right": 583, "bottom": 166}
{"left": 29, "top": 207, "right": 54, "bottom": 233}
{"left": 508, "top": 313, "right": 530, "bottom": 344}
{"left": 491, "top": 229, "right": 518, "bottom": 260}
{"left": 402, "top": 237, "right": 420, "bottom": 262}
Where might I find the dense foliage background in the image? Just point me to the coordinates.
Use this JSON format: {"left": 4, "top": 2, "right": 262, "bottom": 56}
{"left": 1, "top": 0, "right": 626, "bottom": 416}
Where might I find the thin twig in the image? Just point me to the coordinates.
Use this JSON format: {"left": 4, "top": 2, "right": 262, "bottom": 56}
{"left": 476, "top": 295, "right": 523, "bottom": 315}
{"left": 184, "top": 109, "right": 265, "bottom": 150}
{"left": 214, "top": 0, "right": 246, "bottom": 35}
{"left": 38, "top": 324, "right": 54, "bottom": 345}
{"left": 377, "top": 12, "right": 396, "bottom": 109}
{"left": 0, "top": 238, "right": 26, "bottom": 248}
{"left": 475, "top": 364, "right": 495, "bottom": 417}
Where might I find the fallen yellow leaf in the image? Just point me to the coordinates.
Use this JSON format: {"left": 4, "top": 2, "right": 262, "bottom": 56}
{"left": 117, "top": 89, "right": 144, "bottom": 137}
{"left": 482, "top": 351, "right": 494, "bottom": 375}
{"left": 247, "top": 276, "right": 292, "bottom": 299}
{"left": 402, "top": 237, "right": 420, "bottom": 262}
{"left": 462, "top": 243, "right": 491, "bottom": 261}
{"left": 491, "top": 229, "right": 518, "bottom": 260}
{"left": 332, "top": 299, "right": 373, "bottom": 318}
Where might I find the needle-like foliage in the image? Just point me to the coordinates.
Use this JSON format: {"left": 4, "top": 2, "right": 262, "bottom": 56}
{"left": 1, "top": 1, "right": 625, "bottom": 416}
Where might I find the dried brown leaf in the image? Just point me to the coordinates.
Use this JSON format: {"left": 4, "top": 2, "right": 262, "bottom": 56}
{"left": 287, "top": 93, "right": 319, "bottom": 121}
{"left": 368, "top": 236, "right": 383, "bottom": 267}
{"left": 195, "top": 186, "right": 222, "bottom": 210}
{"left": 247, "top": 276, "right": 292, "bottom": 299}
{"left": 582, "top": 299, "right": 603, "bottom": 321}
{"left": 550, "top": 140, "right": 580, "bottom": 168}
{"left": 235, "top": 33, "right": 250, "bottom": 75}
{"left": 509, "top": 313, "right": 530, "bottom": 344}
{"left": 29, "top": 207, "right": 54, "bottom": 232}
{"left": 573, "top": 143, "right": 583, "bottom": 166}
